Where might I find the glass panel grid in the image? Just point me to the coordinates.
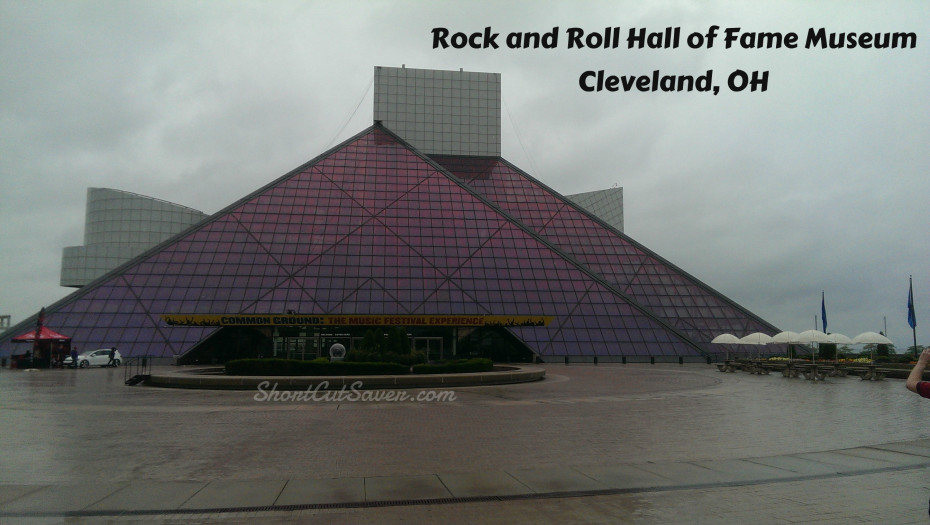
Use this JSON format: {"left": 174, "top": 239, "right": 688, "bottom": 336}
{"left": 1, "top": 130, "right": 725, "bottom": 359}
{"left": 435, "top": 155, "right": 779, "bottom": 353}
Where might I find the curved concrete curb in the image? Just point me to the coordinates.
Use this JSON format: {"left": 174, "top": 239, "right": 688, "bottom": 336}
{"left": 145, "top": 366, "right": 546, "bottom": 390}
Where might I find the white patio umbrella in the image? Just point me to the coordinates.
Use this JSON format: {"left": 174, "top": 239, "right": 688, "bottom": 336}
{"left": 851, "top": 332, "right": 893, "bottom": 345}
{"left": 796, "top": 329, "right": 830, "bottom": 364}
{"left": 711, "top": 333, "right": 740, "bottom": 344}
{"left": 770, "top": 331, "right": 800, "bottom": 344}
{"left": 711, "top": 333, "right": 740, "bottom": 360}
{"left": 769, "top": 331, "right": 800, "bottom": 359}
{"left": 852, "top": 332, "right": 894, "bottom": 362}
{"left": 819, "top": 333, "right": 852, "bottom": 361}
{"left": 823, "top": 333, "right": 852, "bottom": 344}
{"left": 739, "top": 332, "right": 774, "bottom": 359}
{"left": 739, "top": 332, "right": 774, "bottom": 345}
{"left": 796, "top": 329, "right": 830, "bottom": 344}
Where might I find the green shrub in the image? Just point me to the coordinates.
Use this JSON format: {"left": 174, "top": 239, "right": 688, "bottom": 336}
{"left": 412, "top": 358, "right": 493, "bottom": 375}
{"left": 226, "top": 358, "right": 294, "bottom": 375}
{"left": 346, "top": 349, "right": 426, "bottom": 366}
{"left": 226, "top": 358, "right": 408, "bottom": 376}
{"left": 227, "top": 357, "right": 493, "bottom": 376}
{"left": 385, "top": 326, "right": 410, "bottom": 354}
{"left": 359, "top": 329, "right": 382, "bottom": 355}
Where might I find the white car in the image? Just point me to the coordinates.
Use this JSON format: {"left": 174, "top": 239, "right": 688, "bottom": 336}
{"left": 64, "top": 348, "right": 122, "bottom": 368}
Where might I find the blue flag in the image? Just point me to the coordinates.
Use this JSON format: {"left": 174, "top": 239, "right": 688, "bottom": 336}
{"left": 908, "top": 280, "right": 917, "bottom": 329}
{"left": 821, "top": 291, "right": 827, "bottom": 333}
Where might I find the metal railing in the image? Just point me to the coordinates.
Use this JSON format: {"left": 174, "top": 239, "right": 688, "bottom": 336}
{"left": 123, "top": 355, "right": 153, "bottom": 385}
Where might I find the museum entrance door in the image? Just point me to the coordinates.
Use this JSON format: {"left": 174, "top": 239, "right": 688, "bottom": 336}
{"left": 274, "top": 332, "right": 353, "bottom": 360}
{"left": 278, "top": 336, "right": 317, "bottom": 360}
{"left": 413, "top": 337, "right": 444, "bottom": 362}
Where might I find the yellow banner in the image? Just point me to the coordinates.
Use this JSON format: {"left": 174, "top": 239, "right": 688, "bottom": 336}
{"left": 161, "top": 314, "right": 552, "bottom": 327}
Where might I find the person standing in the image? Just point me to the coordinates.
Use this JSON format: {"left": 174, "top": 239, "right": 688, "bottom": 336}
{"left": 906, "top": 347, "right": 930, "bottom": 398}
{"left": 70, "top": 347, "right": 78, "bottom": 369}
{"left": 106, "top": 347, "right": 117, "bottom": 367}
{"left": 906, "top": 347, "right": 930, "bottom": 517}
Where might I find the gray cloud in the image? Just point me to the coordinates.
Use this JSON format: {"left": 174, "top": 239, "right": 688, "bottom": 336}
{"left": 1, "top": 0, "right": 927, "bottom": 347}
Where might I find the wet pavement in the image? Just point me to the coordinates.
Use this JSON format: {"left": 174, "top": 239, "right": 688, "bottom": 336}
{"left": 1, "top": 363, "right": 928, "bottom": 523}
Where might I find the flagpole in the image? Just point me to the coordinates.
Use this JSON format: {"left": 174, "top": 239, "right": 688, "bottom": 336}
{"left": 31, "top": 307, "right": 45, "bottom": 369}
{"left": 821, "top": 291, "right": 827, "bottom": 334}
{"left": 909, "top": 276, "right": 918, "bottom": 357}
{"left": 809, "top": 314, "right": 814, "bottom": 365}
{"left": 821, "top": 290, "right": 827, "bottom": 363}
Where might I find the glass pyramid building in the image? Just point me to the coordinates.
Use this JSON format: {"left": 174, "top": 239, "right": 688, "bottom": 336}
{"left": 0, "top": 67, "right": 779, "bottom": 363}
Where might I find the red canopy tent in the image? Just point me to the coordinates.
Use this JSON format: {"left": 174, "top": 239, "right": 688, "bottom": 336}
{"left": 10, "top": 313, "right": 72, "bottom": 368}
{"left": 11, "top": 326, "right": 72, "bottom": 342}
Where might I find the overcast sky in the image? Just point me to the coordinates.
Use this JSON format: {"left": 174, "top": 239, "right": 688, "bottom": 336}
{"left": 1, "top": 1, "right": 928, "bottom": 348}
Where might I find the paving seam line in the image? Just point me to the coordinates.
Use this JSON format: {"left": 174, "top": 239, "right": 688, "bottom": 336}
{"left": 2, "top": 462, "right": 928, "bottom": 519}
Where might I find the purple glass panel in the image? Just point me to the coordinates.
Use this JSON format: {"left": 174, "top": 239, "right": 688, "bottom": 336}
{"left": 0, "top": 129, "right": 719, "bottom": 359}
{"left": 434, "top": 155, "right": 778, "bottom": 354}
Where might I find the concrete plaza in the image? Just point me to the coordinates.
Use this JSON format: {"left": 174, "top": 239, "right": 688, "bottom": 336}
{"left": 1, "top": 363, "right": 928, "bottom": 523}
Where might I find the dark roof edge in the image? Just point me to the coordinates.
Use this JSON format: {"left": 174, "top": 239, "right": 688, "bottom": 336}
{"left": 494, "top": 156, "right": 781, "bottom": 335}
{"left": 372, "top": 123, "right": 708, "bottom": 356}
{"left": 1, "top": 127, "right": 381, "bottom": 345}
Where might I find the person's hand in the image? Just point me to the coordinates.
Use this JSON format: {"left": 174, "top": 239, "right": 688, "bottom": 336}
{"left": 919, "top": 347, "right": 930, "bottom": 365}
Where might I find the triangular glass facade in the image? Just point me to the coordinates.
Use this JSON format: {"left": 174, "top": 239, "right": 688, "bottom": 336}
{"left": 435, "top": 156, "right": 780, "bottom": 355}
{"left": 1, "top": 126, "right": 776, "bottom": 360}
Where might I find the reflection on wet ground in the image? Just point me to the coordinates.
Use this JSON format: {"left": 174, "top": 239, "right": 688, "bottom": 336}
{"left": 1, "top": 363, "right": 926, "bottom": 486}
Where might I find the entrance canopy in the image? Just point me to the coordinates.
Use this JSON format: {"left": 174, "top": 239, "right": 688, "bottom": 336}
{"left": 161, "top": 314, "right": 553, "bottom": 328}
{"left": 11, "top": 326, "right": 72, "bottom": 342}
